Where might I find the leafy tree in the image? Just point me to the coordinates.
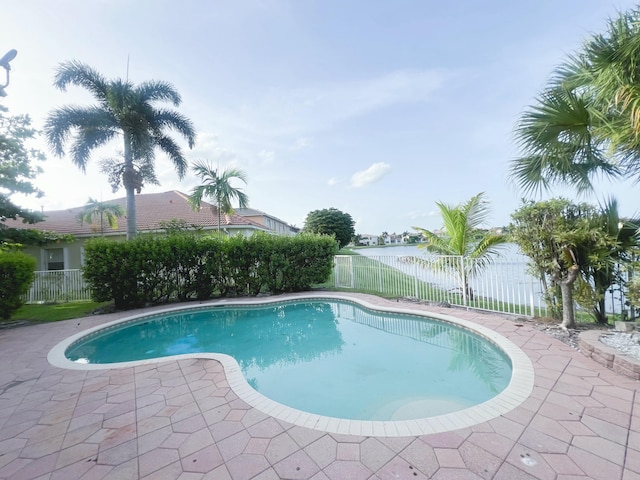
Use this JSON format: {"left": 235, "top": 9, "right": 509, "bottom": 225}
{"left": 0, "top": 105, "right": 44, "bottom": 226}
{"left": 510, "top": 199, "right": 606, "bottom": 328}
{"left": 76, "top": 197, "right": 125, "bottom": 236}
{"left": 303, "top": 208, "right": 355, "bottom": 249}
{"left": 188, "top": 161, "right": 249, "bottom": 235}
{"left": 45, "top": 61, "right": 196, "bottom": 240}
{"left": 413, "top": 193, "right": 507, "bottom": 300}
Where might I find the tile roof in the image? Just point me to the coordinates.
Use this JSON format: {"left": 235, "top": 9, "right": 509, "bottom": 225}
{"left": 3, "top": 190, "right": 268, "bottom": 236}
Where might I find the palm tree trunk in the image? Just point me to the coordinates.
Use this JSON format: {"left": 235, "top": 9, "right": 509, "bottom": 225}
{"left": 123, "top": 136, "right": 137, "bottom": 240}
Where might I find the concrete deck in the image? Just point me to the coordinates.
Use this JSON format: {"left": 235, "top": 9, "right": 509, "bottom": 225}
{"left": 0, "top": 293, "right": 638, "bottom": 479}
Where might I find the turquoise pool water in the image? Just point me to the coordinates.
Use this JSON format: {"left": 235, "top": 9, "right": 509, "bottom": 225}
{"left": 66, "top": 299, "right": 512, "bottom": 421}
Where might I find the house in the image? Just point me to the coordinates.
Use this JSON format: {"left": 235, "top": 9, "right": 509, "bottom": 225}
{"left": 4, "top": 190, "right": 271, "bottom": 271}
{"left": 385, "top": 233, "right": 406, "bottom": 245}
{"left": 358, "top": 234, "right": 379, "bottom": 246}
{"left": 234, "top": 208, "right": 299, "bottom": 236}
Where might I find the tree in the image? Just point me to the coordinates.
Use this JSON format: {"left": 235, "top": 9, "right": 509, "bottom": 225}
{"left": 76, "top": 197, "right": 125, "bottom": 236}
{"left": 413, "top": 192, "right": 507, "bottom": 300}
{"left": 303, "top": 208, "right": 355, "bottom": 249}
{"left": 510, "top": 7, "right": 640, "bottom": 193}
{"left": 509, "top": 86, "right": 615, "bottom": 194}
{"left": 575, "top": 198, "right": 640, "bottom": 323}
{"left": 510, "top": 199, "right": 605, "bottom": 329}
{"left": 188, "top": 160, "right": 249, "bottom": 235}
{"left": 45, "top": 61, "right": 196, "bottom": 240}
{"left": 0, "top": 105, "right": 44, "bottom": 226}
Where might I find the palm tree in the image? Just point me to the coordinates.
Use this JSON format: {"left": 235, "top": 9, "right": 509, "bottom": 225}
{"left": 510, "top": 7, "right": 640, "bottom": 193}
{"left": 76, "top": 197, "right": 125, "bottom": 236}
{"left": 413, "top": 193, "right": 507, "bottom": 300}
{"left": 509, "top": 86, "right": 617, "bottom": 195}
{"left": 188, "top": 160, "right": 249, "bottom": 234}
{"left": 45, "top": 61, "right": 196, "bottom": 240}
{"left": 580, "top": 197, "right": 640, "bottom": 323}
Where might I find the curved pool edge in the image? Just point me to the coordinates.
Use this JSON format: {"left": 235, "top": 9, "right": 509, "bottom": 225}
{"left": 47, "top": 292, "right": 535, "bottom": 437}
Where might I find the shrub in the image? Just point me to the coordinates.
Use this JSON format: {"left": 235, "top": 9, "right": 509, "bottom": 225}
{"left": 82, "top": 233, "right": 338, "bottom": 309}
{"left": 0, "top": 251, "right": 36, "bottom": 319}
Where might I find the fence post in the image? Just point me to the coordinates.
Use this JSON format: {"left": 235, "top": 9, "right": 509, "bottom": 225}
{"left": 529, "top": 275, "right": 535, "bottom": 317}
{"left": 460, "top": 256, "right": 467, "bottom": 307}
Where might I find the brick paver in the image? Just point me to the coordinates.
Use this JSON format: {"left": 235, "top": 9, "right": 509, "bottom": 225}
{"left": 0, "top": 293, "right": 638, "bottom": 479}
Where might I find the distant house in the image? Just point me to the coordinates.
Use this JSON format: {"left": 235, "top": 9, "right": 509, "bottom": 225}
{"left": 359, "top": 234, "right": 379, "bottom": 246}
{"left": 385, "top": 234, "right": 406, "bottom": 245}
{"left": 234, "top": 208, "right": 299, "bottom": 236}
{"left": 5, "top": 190, "right": 270, "bottom": 271}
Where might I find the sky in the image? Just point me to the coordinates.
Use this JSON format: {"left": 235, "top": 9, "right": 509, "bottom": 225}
{"left": 4, "top": 0, "right": 640, "bottom": 235}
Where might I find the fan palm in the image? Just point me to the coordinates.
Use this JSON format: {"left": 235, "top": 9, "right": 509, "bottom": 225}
{"left": 511, "top": 7, "right": 640, "bottom": 194}
{"left": 76, "top": 197, "right": 125, "bottom": 236}
{"left": 188, "top": 160, "right": 249, "bottom": 234}
{"left": 509, "top": 86, "right": 618, "bottom": 195}
{"left": 45, "top": 61, "right": 196, "bottom": 239}
{"left": 413, "top": 192, "right": 507, "bottom": 300}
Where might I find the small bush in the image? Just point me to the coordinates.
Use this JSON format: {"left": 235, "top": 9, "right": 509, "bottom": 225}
{"left": 0, "top": 251, "right": 36, "bottom": 319}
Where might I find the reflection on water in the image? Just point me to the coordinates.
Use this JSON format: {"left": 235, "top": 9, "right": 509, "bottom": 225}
{"left": 66, "top": 299, "right": 512, "bottom": 420}
{"left": 333, "top": 302, "right": 511, "bottom": 393}
{"left": 67, "top": 302, "right": 345, "bottom": 368}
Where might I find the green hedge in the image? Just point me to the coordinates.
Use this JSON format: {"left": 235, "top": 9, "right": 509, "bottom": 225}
{"left": 0, "top": 251, "right": 36, "bottom": 319}
{"left": 82, "top": 232, "right": 338, "bottom": 309}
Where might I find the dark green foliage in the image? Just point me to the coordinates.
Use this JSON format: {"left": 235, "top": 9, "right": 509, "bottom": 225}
{"left": 0, "top": 251, "right": 36, "bottom": 319}
{"left": 0, "top": 105, "right": 45, "bottom": 226}
{"left": 303, "top": 208, "right": 355, "bottom": 248}
{"left": 0, "top": 228, "right": 74, "bottom": 246}
{"left": 82, "top": 233, "right": 337, "bottom": 309}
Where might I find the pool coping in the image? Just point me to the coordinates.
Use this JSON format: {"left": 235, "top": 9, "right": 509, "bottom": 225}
{"left": 47, "top": 292, "right": 535, "bottom": 437}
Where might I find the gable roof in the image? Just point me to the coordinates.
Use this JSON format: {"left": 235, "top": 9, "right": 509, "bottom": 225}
{"left": 234, "top": 207, "right": 297, "bottom": 229}
{"left": 4, "top": 191, "right": 268, "bottom": 237}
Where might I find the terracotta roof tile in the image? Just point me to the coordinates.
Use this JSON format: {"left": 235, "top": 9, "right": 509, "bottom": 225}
{"left": 3, "top": 190, "right": 267, "bottom": 237}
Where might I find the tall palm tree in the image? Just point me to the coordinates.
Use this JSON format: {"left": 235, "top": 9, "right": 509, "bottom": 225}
{"left": 76, "top": 197, "right": 125, "bottom": 236}
{"left": 188, "top": 160, "right": 249, "bottom": 234}
{"left": 413, "top": 192, "right": 507, "bottom": 300}
{"left": 45, "top": 61, "right": 196, "bottom": 240}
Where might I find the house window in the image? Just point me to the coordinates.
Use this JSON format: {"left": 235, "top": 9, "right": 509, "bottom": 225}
{"left": 45, "top": 248, "right": 65, "bottom": 271}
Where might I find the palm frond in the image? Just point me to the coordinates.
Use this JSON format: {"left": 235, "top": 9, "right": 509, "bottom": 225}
{"left": 53, "top": 60, "right": 109, "bottom": 101}
{"left": 136, "top": 80, "right": 182, "bottom": 106}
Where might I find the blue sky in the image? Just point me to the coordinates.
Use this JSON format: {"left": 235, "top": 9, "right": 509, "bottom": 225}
{"left": 5, "top": 1, "right": 640, "bottom": 235}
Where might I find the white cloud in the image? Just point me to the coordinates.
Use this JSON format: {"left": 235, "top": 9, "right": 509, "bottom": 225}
{"left": 350, "top": 162, "right": 391, "bottom": 188}
{"left": 327, "top": 177, "right": 342, "bottom": 187}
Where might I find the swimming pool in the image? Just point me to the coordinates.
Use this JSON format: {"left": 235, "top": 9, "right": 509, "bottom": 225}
{"left": 48, "top": 293, "right": 534, "bottom": 436}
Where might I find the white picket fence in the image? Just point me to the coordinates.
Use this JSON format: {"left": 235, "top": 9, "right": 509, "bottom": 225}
{"left": 25, "top": 270, "right": 92, "bottom": 304}
{"left": 332, "top": 254, "right": 549, "bottom": 317}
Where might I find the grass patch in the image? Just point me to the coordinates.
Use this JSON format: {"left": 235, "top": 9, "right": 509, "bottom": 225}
{"left": 8, "top": 301, "right": 110, "bottom": 323}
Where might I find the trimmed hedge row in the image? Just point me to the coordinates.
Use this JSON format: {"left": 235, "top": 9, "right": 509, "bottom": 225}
{"left": 83, "top": 232, "right": 338, "bottom": 309}
{"left": 0, "top": 251, "right": 36, "bottom": 319}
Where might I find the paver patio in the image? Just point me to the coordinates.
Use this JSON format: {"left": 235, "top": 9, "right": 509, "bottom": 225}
{"left": 0, "top": 293, "right": 638, "bottom": 479}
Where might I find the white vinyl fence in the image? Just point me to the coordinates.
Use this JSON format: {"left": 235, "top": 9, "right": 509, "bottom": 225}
{"left": 25, "top": 270, "right": 92, "bottom": 304}
{"left": 332, "top": 254, "right": 549, "bottom": 317}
